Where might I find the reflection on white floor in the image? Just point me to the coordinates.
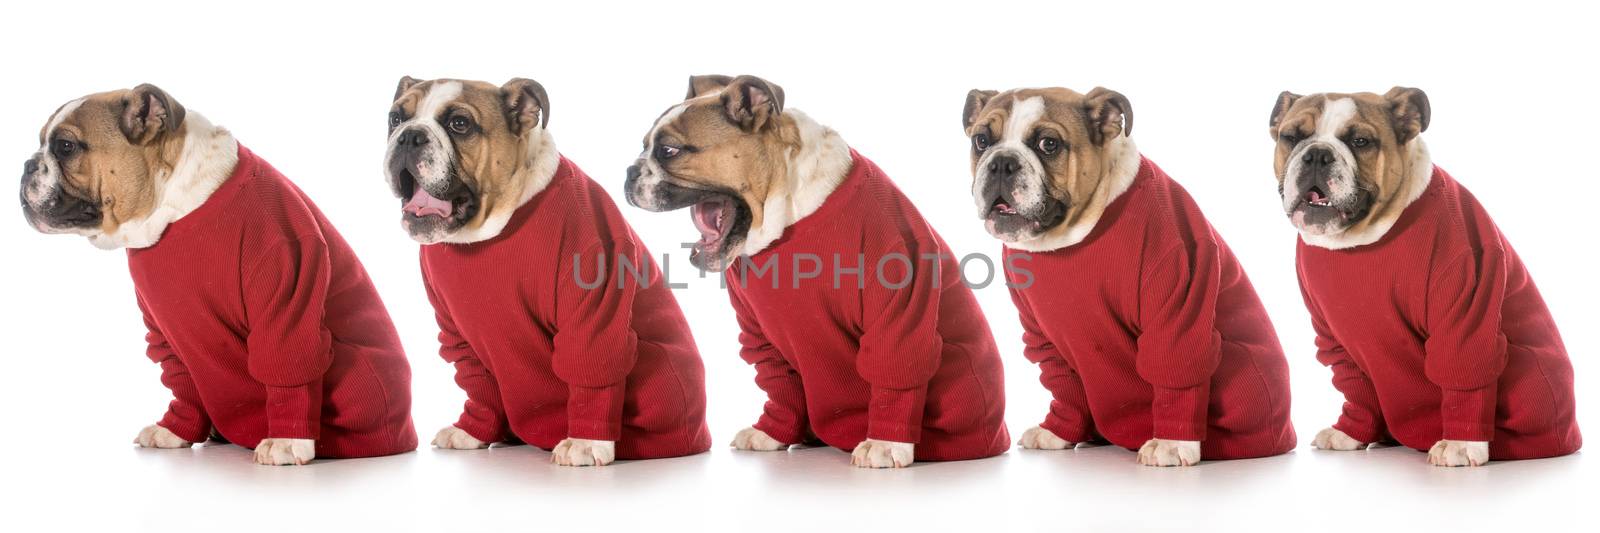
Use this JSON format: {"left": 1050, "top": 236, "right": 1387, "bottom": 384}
{"left": 19, "top": 438, "right": 1588, "bottom": 532}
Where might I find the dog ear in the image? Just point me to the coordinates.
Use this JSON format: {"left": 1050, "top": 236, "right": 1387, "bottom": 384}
{"left": 394, "top": 76, "right": 422, "bottom": 101}
{"left": 1269, "top": 91, "right": 1302, "bottom": 134}
{"left": 720, "top": 75, "right": 785, "bottom": 132}
{"left": 686, "top": 74, "right": 735, "bottom": 100}
{"left": 119, "top": 84, "right": 186, "bottom": 145}
{"left": 963, "top": 89, "right": 997, "bottom": 131}
{"left": 502, "top": 78, "right": 551, "bottom": 134}
{"left": 1083, "top": 87, "right": 1132, "bottom": 144}
{"left": 1384, "top": 86, "right": 1430, "bottom": 144}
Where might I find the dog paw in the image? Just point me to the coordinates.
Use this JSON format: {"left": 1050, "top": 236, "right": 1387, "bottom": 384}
{"left": 1136, "top": 438, "right": 1201, "bottom": 467}
{"left": 1018, "top": 425, "right": 1073, "bottom": 450}
{"left": 851, "top": 439, "right": 914, "bottom": 468}
{"left": 1428, "top": 439, "right": 1489, "bottom": 467}
{"left": 431, "top": 425, "right": 489, "bottom": 450}
{"left": 1310, "top": 427, "right": 1367, "bottom": 451}
{"left": 730, "top": 427, "right": 789, "bottom": 451}
{"left": 551, "top": 438, "right": 616, "bottom": 467}
{"left": 133, "top": 424, "right": 193, "bottom": 449}
{"left": 253, "top": 438, "right": 315, "bottom": 466}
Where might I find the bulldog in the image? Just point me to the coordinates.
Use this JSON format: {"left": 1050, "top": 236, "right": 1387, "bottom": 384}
{"left": 962, "top": 87, "right": 1296, "bottom": 466}
{"left": 1271, "top": 88, "right": 1580, "bottom": 466}
{"left": 385, "top": 77, "right": 711, "bottom": 466}
{"left": 625, "top": 74, "right": 1010, "bottom": 468}
{"left": 19, "top": 85, "right": 418, "bottom": 465}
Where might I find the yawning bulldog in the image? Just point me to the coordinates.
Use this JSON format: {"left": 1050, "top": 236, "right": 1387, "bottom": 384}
{"left": 625, "top": 74, "right": 1010, "bottom": 467}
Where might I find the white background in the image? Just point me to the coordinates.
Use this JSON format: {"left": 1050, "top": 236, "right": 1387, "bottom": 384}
{"left": 1, "top": 1, "right": 1595, "bottom": 531}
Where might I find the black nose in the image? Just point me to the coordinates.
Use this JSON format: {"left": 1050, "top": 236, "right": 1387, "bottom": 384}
{"left": 987, "top": 154, "right": 1022, "bottom": 178}
{"left": 1302, "top": 146, "right": 1336, "bottom": 167}
{"left": 397, "top": 128, "right": 429, "bottom": 147}
{"left": 626, "top": 164, "right": 641, "bottom": 182}
{"left": 23, "top": 158, "right": 39, "bottom": 178}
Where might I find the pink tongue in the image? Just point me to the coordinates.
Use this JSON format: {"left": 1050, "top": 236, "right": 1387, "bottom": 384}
{"left": 1308, "top": 190, "right": 1327, "bottom": 203}
{"left": 690, "top": 199, "right": 727, "bottom": 243}
{"left": 404, "top": 185, "right": 453, "bottom": 218}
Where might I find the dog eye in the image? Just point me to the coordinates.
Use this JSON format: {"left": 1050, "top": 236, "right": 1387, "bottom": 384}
{"left": 1035, "top": 136, "right": 1061, "bottom": 155}
{"left": 388, "top": 111, "right": 403, "bottom": 129}
{"left": 1279, "top": 133, "right": 1302, "bottom": 145}
{"left": 51, "top": 140, "right": 78, "bottom": 159}
{"left": 1350, "top": 137, "right": 1372, "bottom": 148}
{"left": 447, "top": 116, "right": 472, "bottom": 135}
{"left": 655, "top": 144, "right": 682, "bottom": 160}
{"left": 972, "top": 134, "right": 990, "bottom": 152}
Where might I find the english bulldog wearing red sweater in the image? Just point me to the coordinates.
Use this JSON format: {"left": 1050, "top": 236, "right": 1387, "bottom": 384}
{"left": 625, "top": 75, "right": 1010, "bottom": 468}
{"left": 962, "top": 87, "right": 1297, "bottom": 466}
{"left": 385, "top": 77, "right": 712, "bottom": 466}
{"left": 1271, "top": 88, "right": 1580, "bottom": 466}
{"left": 20, "top": 85, "right": 418, "bottom": 465}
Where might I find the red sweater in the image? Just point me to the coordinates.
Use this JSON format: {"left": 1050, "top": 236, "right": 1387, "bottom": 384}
{"left": 128, "top": 145, "right": 417, "bottom": 458}
{"left": 725, "top": 150, "right": 1009, "bottom": 461}
{"left": 420, "top": 157, "right": 711, "bottom": 459}
{"left": 1004, "top": 157, "right": 1296, "bottom": 460}
{"left": 1298, "top": 166, "right": 1580, "bottom": 459}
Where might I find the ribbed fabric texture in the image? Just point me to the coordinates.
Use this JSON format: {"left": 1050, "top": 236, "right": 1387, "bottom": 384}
{"left": 420, "top": 157, "right": 711, "bottom": 459}
{"left": 725, "top": 150, "right": 1010, "bottom": 461}
{"left": 1298, "top": 166, "right": 1580, "bottom": 459}
{"left": 128, "top": 145, "right": 417, "bottom": 458}
{"left": 1003, "top": 157, "right": 1296, "bottom": 460}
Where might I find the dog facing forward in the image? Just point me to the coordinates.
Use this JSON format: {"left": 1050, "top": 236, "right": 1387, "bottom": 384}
{"left": 1271, "top": 88, "right": 1580, "bottom": 466}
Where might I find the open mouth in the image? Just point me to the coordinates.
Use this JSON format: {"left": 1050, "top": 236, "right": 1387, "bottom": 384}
{"left": 687, "top": 193, "right": 750, "bottom": 268}
{"left": 983, "top": 193, "right": 1067, "bottom": 237}
{"left": 396, "top": 168, "right": 477, "bottom": 226}
{"left": 1301, "top": 186, "right": 1333, "bottom": 208}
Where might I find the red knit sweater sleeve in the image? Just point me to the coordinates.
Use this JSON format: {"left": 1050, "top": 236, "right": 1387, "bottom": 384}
{"left": 857, "top": 240, "right": 943, "bottom": 444}
{"left": 137, "top": 292, "right": 210, "bottom": 443}
{"left": 1297, "top": 262, "right": 1386, "bottom": 443}
{"left": 241, "top": 237, "right": 335, "bottom": 440}
{"left": 1009, "top": 286, "right": 1094, "bottom": 443}
{"left": 1425, "top": 245, "right": 1509, "bottom": 442}
{"left": 422, "top": 266, "right": 507, "bottom": 443}
{"left": 551, "top": 240, "right": 642, "bottom": 442}
{"left": 729, "top": 285, "right": 808, "bottom": 445}
{"left": 1137, "top": 243, "right": 1223, "bottom": 441}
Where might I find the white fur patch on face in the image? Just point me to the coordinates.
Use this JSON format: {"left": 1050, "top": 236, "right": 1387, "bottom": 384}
{"left": 629, "top": 101, "right": 693, "bottom": 212}
{"left": 23, "top": 98, "right": 85, "bottom": 219}
{"left": 1282, "top": 98, "right": 1359, "bottom": 215}
{"left": 972, "top": 96, "right": 1048, "bottom": 219}
{"left": 386, "top": 81, "right": 462, "bottom": 196}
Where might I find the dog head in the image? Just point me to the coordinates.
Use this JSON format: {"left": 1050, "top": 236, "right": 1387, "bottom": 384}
{"left": 1268, "top": 87, "right": 1431, "bottom": 244}
{"left": 626, "top": 74, "right": 848, "bottom": 271}
{"left": 961, "top": 87, "right": 1137, "bottom": 249}
{"left": 385, "top": 76, "right": 557, "bottom": 244}
{"left": 20, "top": 84, "right": 192, "bottom": 245}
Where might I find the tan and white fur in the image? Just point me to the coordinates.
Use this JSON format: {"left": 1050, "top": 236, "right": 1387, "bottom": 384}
{"left": 19, "top": 85, "right": 310, "bottom": 466}
{"left": 385, "top": 77, "right": 610, "bottom": 466}
{"left": 962, "top": 87, "right": 1198, "bottom": 467}
{"left": 1271, "top": 88, "right": 1485, "bottom": 466}
{"left": 624, "top": 75, "right": 907, "bottom": 468}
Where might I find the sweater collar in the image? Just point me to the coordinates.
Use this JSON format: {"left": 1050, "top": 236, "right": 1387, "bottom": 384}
{"left": 95, "top": 113, "right": 239, "bottom": 250}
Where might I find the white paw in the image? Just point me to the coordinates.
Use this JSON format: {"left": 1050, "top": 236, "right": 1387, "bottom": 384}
{"left": 1310, "top": 427, "right": 1367, "bottom": 451}
{"left": 551, "top": 438, "right": 616, "bottom": 467}
{"left": 133, "top": 424, "right": 193, "bottom": 449}
{"left": 1136, "top": 438, "right": 1202, "bottom": 467}
{"left": 1018, "top": 425, "right": 1073, "bottom": 450}
{"left": 431, "top": 425, "right": 489, "bottom": 450}
{"left": 851, "top": 439, "right": 914, "bottom": 468}
{"left": 1428, "top": 439, "right": 1489, "bottom": 467}
{"left": 730, "top": 427, "right": 789, "bottom": 451}
{"left": 253, "top": 438, "right": 316, "bottom": 466}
